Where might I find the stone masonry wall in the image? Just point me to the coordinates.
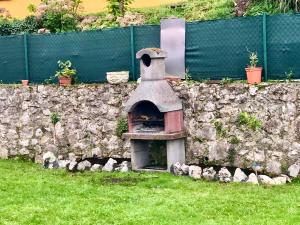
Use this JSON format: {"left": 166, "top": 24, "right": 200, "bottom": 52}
{"left": 0, "top": 82, "right": 300, "bottom": 175}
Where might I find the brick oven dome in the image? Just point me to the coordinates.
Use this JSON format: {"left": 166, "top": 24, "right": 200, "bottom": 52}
{"left": 125, "top": 80, "right": 182, "bottom": 112}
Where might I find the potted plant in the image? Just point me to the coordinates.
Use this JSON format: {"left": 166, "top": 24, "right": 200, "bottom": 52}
{"left": 55, "top": 60, "right": 76, "bottom": 86}
{"left": 21, "top": 80, "right": 29, "bottom": 86}
{"left": 245, "top": 51, "right": 262, "bottom": 85}
{"left": 106, "top": 71, "right": 129, "bottom": 84}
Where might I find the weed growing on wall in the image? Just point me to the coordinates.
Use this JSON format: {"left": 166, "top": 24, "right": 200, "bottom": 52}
{"left": 50, "top": 112, "right": 60, "bottom": 125}
{"left": 229, "top": 135, "right": 240, "bottom": 145}
{"left": 237, "top": 112, "right": 262, "bottom": 131}
{"left": 220, "top": 77, "right": 234, "bottom": 85}
{"left": 285, "top": 69, "right": 294, "bottom": 82}
{"left": 116, "top": 116, "right": 128, "bottom": 138}
{"left": 227, "top": 147, "right": 237, "bottom": 166}
{"left": 213, "top": 120, "right": 227, "bottom": 138}
{"left": 50, "top": 112, "right": 60, "bottom": 145}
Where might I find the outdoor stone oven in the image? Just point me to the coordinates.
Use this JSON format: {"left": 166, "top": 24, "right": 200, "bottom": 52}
{"left": 123, "top": 48, "right": 186, "bottom": 171}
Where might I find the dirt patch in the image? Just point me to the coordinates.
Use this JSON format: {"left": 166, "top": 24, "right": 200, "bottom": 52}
{"left": 99, "top": 175, "right": 158, "bottom": 186}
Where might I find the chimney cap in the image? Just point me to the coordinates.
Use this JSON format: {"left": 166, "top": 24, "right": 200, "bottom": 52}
{"left": 136, "top": 48, "right": 167, "bottom": 59}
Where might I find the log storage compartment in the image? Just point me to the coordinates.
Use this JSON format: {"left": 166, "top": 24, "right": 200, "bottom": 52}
{"left": 123, "top": 48, "right": 186, "bottom": 172}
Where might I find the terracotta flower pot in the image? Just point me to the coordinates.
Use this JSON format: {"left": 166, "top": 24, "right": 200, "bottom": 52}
{"left": 58, "top": 77, "right": 72, "bottom": 86}
{"left": 21, "top": 80, "right": 29, "bottom": 86}
{"left": 245, "top": 67, "right": 262, "bottom": 84}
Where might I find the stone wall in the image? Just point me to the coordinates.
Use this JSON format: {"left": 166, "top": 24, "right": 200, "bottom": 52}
{"left": 0, "top": 82, "right": 300, "bottom": 175}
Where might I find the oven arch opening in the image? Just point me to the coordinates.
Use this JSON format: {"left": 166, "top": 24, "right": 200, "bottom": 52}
{"left": 130, "top": 100, "right": 164, "bottom": 133}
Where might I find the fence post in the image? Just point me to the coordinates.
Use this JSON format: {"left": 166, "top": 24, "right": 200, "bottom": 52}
{"left": 130, "top": 25, "right": 136, "bottom": 81}
{"left": 262, "top": 13, "right": 268, "bottom": 81}
{"left": 23, "top": 33, "right": 29, "bottom": 81}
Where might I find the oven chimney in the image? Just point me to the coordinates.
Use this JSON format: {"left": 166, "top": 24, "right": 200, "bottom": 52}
{"left": 136, "top": 48, "right": 167, "bottom": 81}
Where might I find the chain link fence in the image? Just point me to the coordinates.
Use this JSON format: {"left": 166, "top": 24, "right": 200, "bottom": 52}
{"left": 0, "top": 14, "right": 300, "bottom": 83}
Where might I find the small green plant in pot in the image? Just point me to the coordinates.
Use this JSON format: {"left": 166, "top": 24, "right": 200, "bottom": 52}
{"left": 245, "top": 51, "right": 262, "bottom": 85}
{"left": 55, "top": 60, "right": 76, "bottom": 86}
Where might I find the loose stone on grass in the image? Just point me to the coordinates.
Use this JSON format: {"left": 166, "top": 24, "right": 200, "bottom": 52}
{"left": 90, "top": 164, "right": 102, "bottom": 172}
{"left": 77, "top": 160, "right": 92, "bottom": 171}
{"left": 67, "top": 161, "right": 78, "bottom": 172}
{"left": 188, "top": 165, "right": 202, "bottom": 179}
{"left": 233, "top": 168, "right": 247, "bottom": 182}
{"left": 115, "top": 161, "right": 131, "bottom": 172}
{"left": 288, "top": 163, "right": 300, "bottom": 178}
{"left": 218, "top": 167, "right": 232, "bottom": 183}
{"left": 202, "top": 167, "right": 217, "bottom": 181}
{"left": 247, "top": 173, "right": 259, "bottom": 184}
{"left": 258, "top": 175, "right": 275, "bottom": 185}
{"left": 102, "top": 158, "right": 118, "bottom": 172}
{"left": 181, "top": 164, "right": 190, "bottom": 175}
{"left": 58, "top": 160, "right": 70, "bottom": 169}
{"left": 43, "top": 151, "right": 58, "bottom": 169}
{"left": 171, "top": 162, "right": 183, "bottom": 176}
{"left": 273, "top": 176, "right": 288, "bottom": 185}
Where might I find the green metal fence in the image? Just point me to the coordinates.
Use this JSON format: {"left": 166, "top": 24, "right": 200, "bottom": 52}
{"left": 1, "top": 14, "right": 300, "bottom": 83}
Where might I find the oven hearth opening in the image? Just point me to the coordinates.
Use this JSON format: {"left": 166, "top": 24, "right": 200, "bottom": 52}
{"left": 131, "top": 101, "right": 164, "bottom": 133}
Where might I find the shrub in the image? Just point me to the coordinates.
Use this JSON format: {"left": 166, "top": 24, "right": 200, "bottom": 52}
{"left": 42, "top": 11, "right": 77, "bottom": 32}
{"left": 107, "top": 0, "right": 133, "bottom": 17}
{"left": 36, "top": 0, "right": 82, "bottom": 32}
{"left": 0, "top": 16, "right": 39, "bottom": 35}
{"left": 0, "top": 17, "right": 12, "bottom": 35}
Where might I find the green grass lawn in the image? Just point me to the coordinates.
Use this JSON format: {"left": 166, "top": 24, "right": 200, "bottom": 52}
{"left": 0, "top": 160, "right": 300, "bottom": 225}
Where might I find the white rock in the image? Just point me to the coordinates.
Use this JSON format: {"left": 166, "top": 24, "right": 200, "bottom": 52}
{"left": 68, "top": 161, "right": 77, "bottom": 171}
{"left": 171, "top": 162, "right": 183, "bottom": 176}
{"left": 218, "top": 167, "right": 232, "bottom": 183}
{"left": 288, "top": 164, "right": 300, "bottom": 178}
{"left": 77, "top": 160, "right": 92, "bottom": 171}
{"left": 280, "top": 174, "right": 292, "bottom": 183}
{"left": 91, "top": 164, "right": 102, "bottom": 172}
{"left": 43, "top": 151, "right": 57, "bottom": 163}
{"left": 58, "top": 160, "right": 70, "bottom": 168}
{"left": 233, "top": 168, "right": 247, "bottom": 182}
{"left": 273, "top": 176, "right": 288, "bottom": 185}
{"left": 202, "top": 167, "right": 216, "bottom": 181}
{"left": 181, "top": 164, "right": 190, "bottom": 175}
{"left": 247, "top": 173, "right": 259, "bottom": 184}
{"left": 102, "top": 158, "right": 117, "bottom": 172}
{"left": 188, "top": 165, "right": 202, "bottom": 179}
{"left": 258, "top": 175, "right": 275, "bottom": 185}
{"left": 119, "top": 161, "right": 131, "bottom": 172}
